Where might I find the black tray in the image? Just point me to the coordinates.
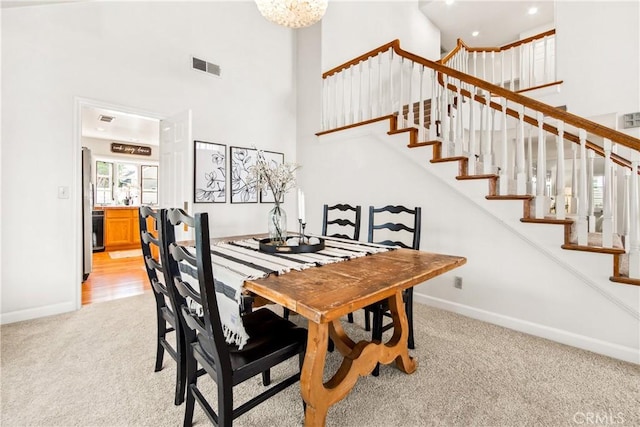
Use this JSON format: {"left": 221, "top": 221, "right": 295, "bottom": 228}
{"left": 258, "top": 237, "right": 325, "bottom": 254}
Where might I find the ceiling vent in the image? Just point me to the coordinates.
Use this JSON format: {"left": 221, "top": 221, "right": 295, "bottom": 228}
{"left": 192, "top": 56, "right": 221, "bottom": 77}
{"left": 98, "top": 114, "right": 115, "bottom": 123}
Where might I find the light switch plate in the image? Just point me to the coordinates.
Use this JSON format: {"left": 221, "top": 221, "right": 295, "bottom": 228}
{"left": 58, "top": 186, "right": 69, "bottom": 199}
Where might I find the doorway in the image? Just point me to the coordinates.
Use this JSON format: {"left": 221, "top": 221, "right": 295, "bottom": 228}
{"left": 78, "top": 99, "right": 161, "bottom": 306}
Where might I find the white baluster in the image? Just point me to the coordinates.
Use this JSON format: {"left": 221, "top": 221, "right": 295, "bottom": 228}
{"left": 419, "top": 65, "right": 425, "bottom": 141}
{"left": 407, "top": 60, "right": 415, "bottom": 127}
{"left": 473, "top": 51, "right": 477, "bottom": 77}
{"left": 543, "top": 35, "right": 549, "bottom": 85}
{"left": 491, "top": 51, "right": 496, "bottom": 84}
{"left": 348, "top": 65, "right": 354, "bottom": 125}
{"left": 516, "top": 105, "right": 527, "bottom": 194}
{"left": 455, "top": 85, "right": 464, "bottom": 156}
{"left": 622, "top": 169, "right": 631, "bottom": 250}
{"left": 468, "top": 87, "right": 477, "bottom": 173}
{"left": 519, "top": 45, "right": 524, "bottom": 90}
{"left": 555, "top": 122, "right": 565, "bottom": 219}
{"left": 482, "top": 51, "right": 487, "bottom": 81}
{"left": 429, "top": 69, "right": 438, "bottom": 140}
{"left": 570, "top": 145, "right": 578, "bottom": 215}
{"left": 357, "top": 61, "right": 363, "bottom": 123}
{"left": 577, "top": 129, "right": 588, "bottom": 245}
{"left": 367, "top": 59, "right": 373, "bottom": 119}
{"left": 483, "top": 94, "right": 494, "bottom": 174}
{"left": 389, "top": 49, "right": 394, "bottom": 116}
{"left": 602, "top": 139, "right": 614, "bottom": 248}
{"left": 398, "top": 57, "right": 405, "bottom": 127}
{"left": 527, "top": 125, "right": 534, "bottom": 194}
{"left": 441, "top": 74, "right": 449, "bottom": 147}
{"left": 588, "top": 149, "right": 596, "bottom": 232}
{"left": 321, "top": 77, "right": 327, "bottom": 130}
{"left": 377, "top": 53, "right": 383, "bottom": 117}
{"left": 499, "top": 98, "right": 509, "bottom": 194}
{"left": 478, "top": 92, "right": 485, "bottom": 170}
{"left": 628, "top": 153, "right": 640, "bottom": 278}
{"left": 535, "top": 112, "right": 548, "bottom": 218}
{"left": 500, "top": 50, "right": 505, "bottom": 88}
{"left": 510, "top": 48, "right": 515, "bottom": 91}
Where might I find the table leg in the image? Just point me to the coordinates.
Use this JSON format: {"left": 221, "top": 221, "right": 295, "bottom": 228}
{"left": 300, "top": 291, "right": 417, "bottom": 426}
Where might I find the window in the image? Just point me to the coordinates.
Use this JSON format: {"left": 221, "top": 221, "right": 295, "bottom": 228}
{"left": 95, "top": 161, "right": 113, "bottom": 205}
{"left": 141, "top": 165, "right": 158, "bottom": 205}
{"left": 95, "top": 160, "right": 158, "bottom": 205}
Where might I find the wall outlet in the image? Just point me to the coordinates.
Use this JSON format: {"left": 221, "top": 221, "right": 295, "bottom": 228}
{"left": 454, "top": 276, "right": 463, "bottom": 289}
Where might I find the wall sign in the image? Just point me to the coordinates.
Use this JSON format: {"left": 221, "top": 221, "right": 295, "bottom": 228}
{"left": 111, "top": 142, "right": 152, "bottom": 156}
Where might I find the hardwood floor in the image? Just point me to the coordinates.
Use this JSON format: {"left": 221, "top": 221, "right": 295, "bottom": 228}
{"left": 82, "top": 250, "right": 150, "bottom": 305}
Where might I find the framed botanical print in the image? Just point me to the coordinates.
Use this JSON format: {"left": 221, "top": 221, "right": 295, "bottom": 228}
{"left": 194, "top": 141, "right": 226, "bottom": 203}
{"left": 230, "top": 146, "right": 258, "bottom": 203}
{"left": 259, "top": 151, "right": 285, "bottom": 203}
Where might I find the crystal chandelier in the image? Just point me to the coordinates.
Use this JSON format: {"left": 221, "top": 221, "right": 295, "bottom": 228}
{"left": 255, "top": 0, "right": 328, "bottom": 29}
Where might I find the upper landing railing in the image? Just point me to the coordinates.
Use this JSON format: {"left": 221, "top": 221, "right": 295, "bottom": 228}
{"left": 440, "top": 29, "right": 560, "bottom": 93}
{"left": 319, "top": 39, "right": 640, "bottom": 280}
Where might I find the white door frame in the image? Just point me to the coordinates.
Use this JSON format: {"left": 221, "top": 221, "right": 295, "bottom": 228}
{"left": 73, "top": 97, "right": 165, "bottom": 310}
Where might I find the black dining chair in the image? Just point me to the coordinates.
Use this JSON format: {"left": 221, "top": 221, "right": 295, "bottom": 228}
{"left": 364, "top": 204, "right": 421, "bottom": 376}
{"left": 139, "top": 206, "right": 187, "bottom": 405}
{"left": 163, "top": 208, "right": 307, "bottom": 427}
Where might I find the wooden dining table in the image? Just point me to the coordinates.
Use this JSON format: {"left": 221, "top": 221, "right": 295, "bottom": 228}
{"left": 243, "top": 247, "right": 466, "bottom": 426}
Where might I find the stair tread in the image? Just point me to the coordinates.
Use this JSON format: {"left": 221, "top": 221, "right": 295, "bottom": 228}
{"left": 521, "top": 217, "right": 574, "bottom": 224}
{"left": 456, "top": 174, "right": 498, "bottom": 180}
{"left": 486, "top": 195, "right": 534, "bottom": 200}
{"left": 431, "top": 156, "right": 468, "bottom": 163}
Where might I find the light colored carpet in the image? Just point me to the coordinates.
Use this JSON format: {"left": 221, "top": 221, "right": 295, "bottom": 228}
{"left": 109, "top": 249, "right": 143, "bottom": 259}
{"left": 1, "top": 292, "right": 639, "bottom": 426}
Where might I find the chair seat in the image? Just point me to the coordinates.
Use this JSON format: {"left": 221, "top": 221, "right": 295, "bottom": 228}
{"left": 196, "top": 308, "right": 307, "bottom": 384}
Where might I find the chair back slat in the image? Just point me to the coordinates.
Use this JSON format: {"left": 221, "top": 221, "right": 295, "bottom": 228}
{"left": 322, "top": 203, "right": 362, "bottom": 241}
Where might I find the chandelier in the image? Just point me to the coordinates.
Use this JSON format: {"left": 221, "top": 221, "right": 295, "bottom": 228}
{"left": 255, "top": 0, "right": 328, "bottom": 29}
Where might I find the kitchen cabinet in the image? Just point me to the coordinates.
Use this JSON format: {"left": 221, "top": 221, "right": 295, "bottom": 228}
{"left": 100, "top": 207, "right": 141, "bottom": 251}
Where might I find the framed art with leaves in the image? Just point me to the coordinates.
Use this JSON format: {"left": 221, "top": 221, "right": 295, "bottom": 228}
{"left": 194, "top": 141, "right": 226, "bottom": 203}
{"left": 230, "top": 146, "right": 258, "bottom": 203}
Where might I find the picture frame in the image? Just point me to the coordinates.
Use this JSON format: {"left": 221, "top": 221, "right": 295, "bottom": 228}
{"left": 194, "top": 141, "right": 226, "bottom": 203}
{"left": 259, "top": 151, "right": 285, "bottom": 203}
{"left": 230, "top": 146, "right": 258, "bottom": 203}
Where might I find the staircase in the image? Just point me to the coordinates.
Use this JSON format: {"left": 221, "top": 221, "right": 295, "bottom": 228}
{"left": 317, "top": 38, "right": 640, "bottom": 286}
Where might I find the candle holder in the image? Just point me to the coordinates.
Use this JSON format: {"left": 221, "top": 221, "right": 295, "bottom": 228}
{"left": 298, "top": 219, "right": 307, "bottom": 244}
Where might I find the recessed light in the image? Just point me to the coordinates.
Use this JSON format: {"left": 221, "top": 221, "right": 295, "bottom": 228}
{"left": 96, "top": 127, "right": 105, "bottom": 132}
{"left": 528, "top": 7, "right": 538, "bottom": 15}
{"left": 445, "top": 0, "right": 454, "bottom": 5}
{"left": 472, "top": 31, "right": 479, "bottom": 37}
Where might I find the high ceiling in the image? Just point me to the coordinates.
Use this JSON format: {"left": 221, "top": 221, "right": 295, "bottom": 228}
{"left": 7, "top": 0, "right": 555, "bottom": 144}
{"left": 419, "top": 0, "right": 555, "bottom": 53}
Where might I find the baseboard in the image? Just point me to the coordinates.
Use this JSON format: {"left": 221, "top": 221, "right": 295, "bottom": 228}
{"left": 0, "top": 301, "right": 76, "bottom": 325}
{"left": 414, "top": 293, "right": 640, "bottom": 365}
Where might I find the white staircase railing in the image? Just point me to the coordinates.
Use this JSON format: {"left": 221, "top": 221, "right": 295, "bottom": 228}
{"left": 441, "top": 29, "right": 559, "bottom": 93}
{"left": 319, "top": 40, "right": 640, "bottom": 282}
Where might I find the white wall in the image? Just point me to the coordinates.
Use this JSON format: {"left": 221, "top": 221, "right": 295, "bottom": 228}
{"left": 555, "top": 1, "right": 640, "bottom": 138}
{"left": 1, "top": 1, "right": 297, "bottom": 322}
{"left": 296, "top": 1, "right": 639, "bottom": 362}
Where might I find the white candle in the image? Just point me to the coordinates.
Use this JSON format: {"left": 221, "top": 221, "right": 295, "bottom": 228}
{"left": 298, "top": 189, "right": 306, "bottom": 223}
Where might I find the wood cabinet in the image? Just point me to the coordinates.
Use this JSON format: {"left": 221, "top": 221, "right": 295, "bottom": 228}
{"left": 101, "top": 207, "right": 141, "bottom": 251}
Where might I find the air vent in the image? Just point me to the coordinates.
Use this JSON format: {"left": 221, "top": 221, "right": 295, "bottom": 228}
{"left": 98, "top": 114, "right": 115, "bottom": 123}
{"left": 192, "top": 56, "right": 221, "bottom": 77}
{"left": 622, "top": 112, "right": 640, "bottom": 129}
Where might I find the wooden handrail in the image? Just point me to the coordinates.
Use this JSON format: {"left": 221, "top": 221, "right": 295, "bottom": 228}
{"left": 440, "top": 29, "right": 557, "bottom": 64}
{"left": 386, "top": 40, "right": 640, "bottom": 155}
{"left": 321, "top": 39, "right": 640, "bottom": 170}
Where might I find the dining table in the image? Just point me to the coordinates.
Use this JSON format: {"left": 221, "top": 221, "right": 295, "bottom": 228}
{"left": 242, "top": 245, "right": 466, "bottom": 426}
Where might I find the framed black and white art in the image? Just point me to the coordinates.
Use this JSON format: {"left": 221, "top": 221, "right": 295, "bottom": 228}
{"left": 259, "top": 151, "right": 285, "bottom": 203}
{"left": 194, "top": 141, "right": 226, "bottom": 203}
{"left": 230, "top": 146, "right": 258, "bottom": 203}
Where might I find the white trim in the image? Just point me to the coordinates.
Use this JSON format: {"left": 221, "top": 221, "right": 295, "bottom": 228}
{"left": 73, "top": 97, "right": 165, "bottom": 311}
{"left": 414, "top": 293, "right": 640, "bottom": 365}
{"left": 0, "top": 301, "right": 77, "bottom": 324}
